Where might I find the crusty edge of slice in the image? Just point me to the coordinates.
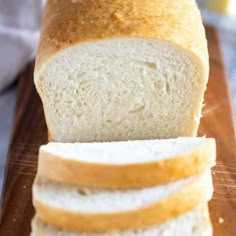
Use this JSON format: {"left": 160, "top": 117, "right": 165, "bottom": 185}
{"left": 31, "top": 204, "right": 212, "bottom": 235}
{"left": 37, "top": 139, "right": 216, "bottom": 189}
{"left": 33, "top": 171, "right": 213, "bottom": 232}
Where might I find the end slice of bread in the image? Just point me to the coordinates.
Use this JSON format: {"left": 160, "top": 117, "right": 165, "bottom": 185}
{"left": 31, "top": 205, "right": 212, "bottom": 236}
{"left": 38, "top": 138, "right": 216, "bottom": 188}
{"left": 33, "top": 171, "right": 213, "bottom": 232}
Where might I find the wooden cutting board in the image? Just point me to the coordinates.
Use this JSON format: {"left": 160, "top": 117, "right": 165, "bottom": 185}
{"left": 0, "top": 26, "right": 235, "bottom": 236}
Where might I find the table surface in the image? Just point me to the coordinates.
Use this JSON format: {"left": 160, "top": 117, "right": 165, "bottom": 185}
{"left": 0, "top": 27, "right": 236, "bottom": 193}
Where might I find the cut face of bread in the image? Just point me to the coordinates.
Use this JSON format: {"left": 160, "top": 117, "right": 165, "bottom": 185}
{"left": 33, "top": 171, "right": 213, "bottom": 232}
{"left": 40, "top": 138, "right": 215, "bottom": 165}
{"left": 35, "top": 39, "right": 207, "bottom": 142}
{"left": 31, "top": 205, "right": 212, "bottom": 236}
{"left": 38, "top": 138, "right": 216, "bottom": 188}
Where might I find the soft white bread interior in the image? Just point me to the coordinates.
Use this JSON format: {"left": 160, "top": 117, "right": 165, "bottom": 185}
{"left": 38, "top": 138, "right": 216, "bottom": 188}
{"left": 34, "top": 0, "right": 209, "bottom": 142}
{"left": 33, "top": 171, "right": 213, "bottom": 232}
{"left": 31, "top": 205, "right": 212, "bottom": 236}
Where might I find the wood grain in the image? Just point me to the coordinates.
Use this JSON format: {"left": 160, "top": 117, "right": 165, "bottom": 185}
{"left": 0, "top": 26, "right": 235, "bottom": 236}
{"left": 0, "top": 64, "right": 47, "bottom": 236}
{"left": 199, "top": 27, "right": 236, "bottom": 236}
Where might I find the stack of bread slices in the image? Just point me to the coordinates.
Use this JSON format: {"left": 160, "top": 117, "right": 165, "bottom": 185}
{"left": 32, "top": 138, "right": 216, "bottom": 235}
{"left": 32, "top": 0, "right": 216, "bottom": 235}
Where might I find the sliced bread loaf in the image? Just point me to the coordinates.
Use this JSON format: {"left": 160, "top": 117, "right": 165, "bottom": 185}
{"left": 31, "top": 205, "right": 212, "bottom": 236}
{"left": 38, "top": 138, "right": 216, "bottom": 188}
{"left": 33, "top": 171, "right": 213, "bottom": 232}
{"left": 34, "top": 0, "right": 209, "bottom": 142}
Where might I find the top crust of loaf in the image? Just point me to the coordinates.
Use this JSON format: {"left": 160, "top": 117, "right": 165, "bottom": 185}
{"left": 35, "top": 0, "right": 208, "bottom": 73}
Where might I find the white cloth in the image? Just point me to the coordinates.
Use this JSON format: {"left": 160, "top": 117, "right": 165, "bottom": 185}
{"left": 0, "top": 0, "right": 44, "bottom": 92}
{"left": 200, "top": 8, "right": 236, "bottom": 114}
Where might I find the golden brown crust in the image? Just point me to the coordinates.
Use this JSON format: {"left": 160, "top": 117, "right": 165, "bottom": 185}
{"left": 37, "top": 140, "right": 215, "bottom": 189}
{"left": 33, "top": 172, "right": 213, "bottom": 232}
{"left": 35, "top": 0, "right": 208, "bottom": 72}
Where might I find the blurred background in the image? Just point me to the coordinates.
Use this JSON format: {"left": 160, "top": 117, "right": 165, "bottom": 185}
{"left": 0, "top": 0, "right": 235, "bottom": 189}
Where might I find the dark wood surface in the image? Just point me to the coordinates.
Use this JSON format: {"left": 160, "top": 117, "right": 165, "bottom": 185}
{"left": 0, "top": 64, "right": 47, "bottom": 236}
{"left": 199, "top": 27, "right": 236, "bottom": 235}
{"left": 0, "top": 26, "right": 235, "bottom": 236}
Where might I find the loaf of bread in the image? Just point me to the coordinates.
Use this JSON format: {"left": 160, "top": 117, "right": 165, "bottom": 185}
{"left": 32, "top": 0, "right": 213, "bottom": 234}
{"left": 33, "top": 171, "right": 213, "bottom": 232}
{"left": 34, "top": 0, "right": 209, "bottom": 142}
{"left": 31, "top": 205, "right": 212, "bottom": 236}
{"left": 37, "top": 138, "right": 216, "bottom": 188}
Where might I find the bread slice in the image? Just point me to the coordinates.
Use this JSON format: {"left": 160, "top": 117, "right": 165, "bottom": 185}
{"left": 37, "top": 138, "right": 216, "bottom": 188}
{"left": 33, "top": 171, "right": 213, "bottom": 232}
{"left": 34, "top": 0, "right": 209, "bottom": 142}
{"left": 31, "top": 205, "right": 212, "bottom": 236}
